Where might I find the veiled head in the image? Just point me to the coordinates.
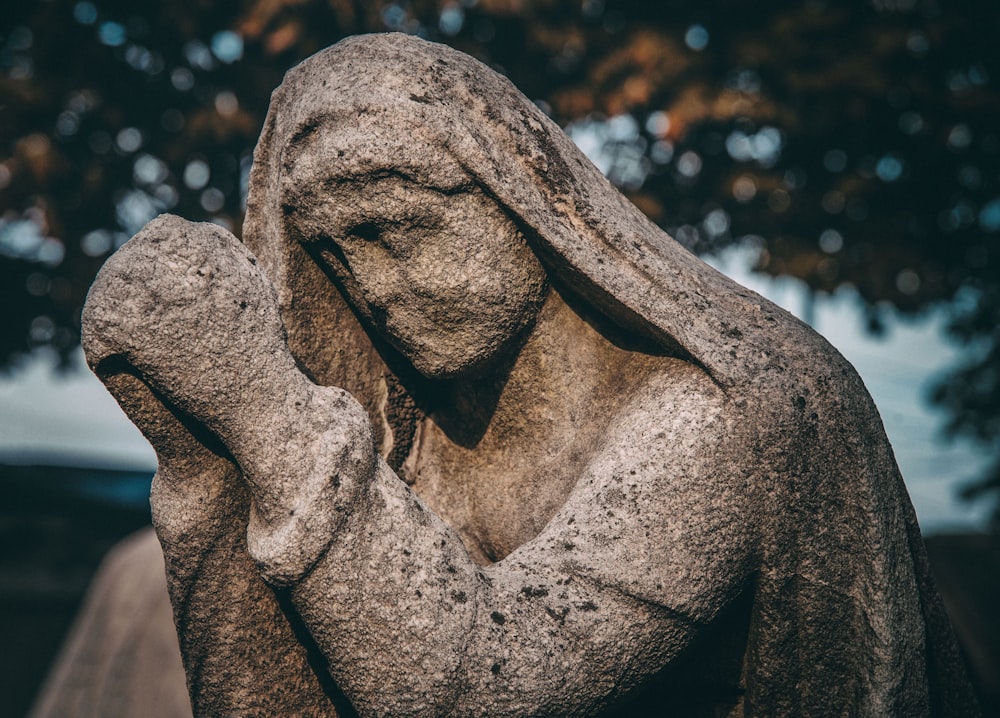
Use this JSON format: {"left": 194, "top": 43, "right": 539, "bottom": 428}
{"left": 243, "top": 32, "right": 713, "bottom": 398}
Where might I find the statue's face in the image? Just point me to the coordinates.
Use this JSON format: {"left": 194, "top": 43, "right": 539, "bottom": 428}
{"left": 289, "top": 171, "right": 549, "bottom": 380}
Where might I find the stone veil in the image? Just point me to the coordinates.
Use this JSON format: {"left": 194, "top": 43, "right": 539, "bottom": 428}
{"left": 81, "top": 32, "right": 977, "bottom": 717}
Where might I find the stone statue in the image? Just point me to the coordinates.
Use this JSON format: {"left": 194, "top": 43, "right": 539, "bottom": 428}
{"left": 81, "top": 33, "right": 977, "bottom": 716}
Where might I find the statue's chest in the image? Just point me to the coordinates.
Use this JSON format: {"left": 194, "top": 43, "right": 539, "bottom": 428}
{"left": 401, "top": 417, "right": 592, "bottom": 564}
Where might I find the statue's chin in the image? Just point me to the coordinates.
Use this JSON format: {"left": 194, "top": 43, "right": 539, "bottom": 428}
{"left": 380, "top": 306, "right": 533, "bottom": 383}
{"left": 406, "top": 348, "right": 495, "bottom": 382}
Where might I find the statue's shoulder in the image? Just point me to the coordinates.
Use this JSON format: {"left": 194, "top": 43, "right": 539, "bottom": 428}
{"left": 606, "top": 356, "right": 736, "bottom": 458}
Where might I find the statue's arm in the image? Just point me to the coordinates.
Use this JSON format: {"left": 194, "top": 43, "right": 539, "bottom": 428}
{"left": 83, "top": 216, "right": 755, "bottom": 716}
{"left": 92, "top": 371, "right": 344, "bottom": 716}
{"left": 82, "top": 216, "right": 354, "bottom": 715}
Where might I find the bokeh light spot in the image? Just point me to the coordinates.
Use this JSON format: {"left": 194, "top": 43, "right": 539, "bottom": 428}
{"left": 684, "top": 24, "right": 709, "bottom": 51}
{"left": 823, "top": 148, "right": 847, "bottom": 173}
{"left": 30, "top": 316, "right": 56, "bottom": 344}
{"left": 37, "top": 238, "right": 65, "bottom": 267}
{"left": 875, "top": 154, "right": 904, "bottom": 182}
{"left": 98, "top": 21, "right": 126, "bottom": 47}
{"left": 210, "top": 31, "right": 244, "bottom": 63}
{"left": 73, "top": 2, "right": 97, "bottom": 26}
{"left": 819, "top": 229, "right": 844, "bottom": 254}
{"left": 184, "top": 159, "right": 210, "bottom": 190}
{"left": 81, "top": 229, "right": 113, "bottom": 257}
{"left": 645, "top": 111, "right": 670, "bottom": 138}
{"left": 676, "top": 151, "right": 703, "bottom": 178}
{"left": 978, "top": 198, "right": 1000, "bottom": 232}
{"left": 439, "top": 4, "right": 464, "bottom": 36}
{"left": 896, "top": 269, "right": 920, "bottom": 295}
{"left": 133, "top": 154, "right": 168, "bottom": 185}
{"left": 947, "top": 124, "right": 972, "bottom": 150}
{"left": 768, "top": 189, "right": 791, "bottom": 212}
{"left": 171, "top": 67, "right": 195, "bottom": 92}
{"left": 650, "top": 140, "right": 673, "bottom": 165}
{"left": 200, "top": 188, "right": 225, "bottom": 213}
{"left": 215, "top": 91, "right": 239, "bottom": 117}
{"left": 25, "top": 273, "right": 49, "bottom": 297}
{"left": 56, "top": 111, "right": 80, "bottom": 137}
{"left": 183, "top": 40, "right": 215, "bottom": 71}
{"left": 116, "top": 127, "right": 143, "bottom": 153}
{"left": 898, "top": 111, "right": 924, "bottom": 135}
{"left": 906, "top": 32, "right": 929, "bottom": 55}
{"left": 703, "top": 208, "right": 730, "bottom": 238}
{"left": 732, "top": 175, "right": 757, "bottom": 203}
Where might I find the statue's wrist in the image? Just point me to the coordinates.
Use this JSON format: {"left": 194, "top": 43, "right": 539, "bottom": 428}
{"left": 244, "top": 386, "right": 377, "bottom": 587}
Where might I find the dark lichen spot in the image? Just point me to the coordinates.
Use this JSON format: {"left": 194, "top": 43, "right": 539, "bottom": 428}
{"left": 520, "top": 585, "right": 549, "bottom": 598}
{"left": 578, "top": 601, "right": 598, "bottom": 612}
{"left": 490, "top": 611, "right": 506, "bottom": 625}
{"left": 545, "top": 606, "right": 570, "bottom": 624}
{"left": 491, "top": 663, "right": 501, "bottom": 675}
{"left": 452, "top": 590, "right": 468, "bottom": 604}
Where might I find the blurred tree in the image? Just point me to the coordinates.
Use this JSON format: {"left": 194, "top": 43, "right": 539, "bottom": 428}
{"left": 1, "top": 0, "right": 998, "bottom": 521}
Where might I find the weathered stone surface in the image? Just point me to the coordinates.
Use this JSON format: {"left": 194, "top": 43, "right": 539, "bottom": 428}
{"left": 82, "top": 33, "right": 978, "bottom": 716}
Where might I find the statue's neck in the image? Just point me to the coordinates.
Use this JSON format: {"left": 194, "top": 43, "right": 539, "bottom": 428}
{"left": 406, "top": 286, "right": 669, "bottom": 562}
{"left": 429, "top": 286, "right": 662, "bottom": 456}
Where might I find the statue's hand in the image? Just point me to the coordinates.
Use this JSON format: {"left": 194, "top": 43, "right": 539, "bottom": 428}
{"left": 83, "top": 214, "right": 300, "bottom": 432}
{"left": 83, "top": 214, "right": 377, "bottom": 585}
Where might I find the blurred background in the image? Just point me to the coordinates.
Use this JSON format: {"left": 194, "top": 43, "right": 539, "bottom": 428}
{"left": 1, "top": 0, "right": 998, "bottom": 715}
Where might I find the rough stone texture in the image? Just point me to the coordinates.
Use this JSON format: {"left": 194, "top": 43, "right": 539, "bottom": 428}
{"left": 81, "top": 33, "right": 978, "bottom": 716}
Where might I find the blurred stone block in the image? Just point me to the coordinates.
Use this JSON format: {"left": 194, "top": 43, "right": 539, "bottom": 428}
{"left": 28, "top": 527, "right": 190, "bottom": 718}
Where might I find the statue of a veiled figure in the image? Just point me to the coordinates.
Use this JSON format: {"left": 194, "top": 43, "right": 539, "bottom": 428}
{"left": 81, "top": 33, "right": 977, "bottom": 717}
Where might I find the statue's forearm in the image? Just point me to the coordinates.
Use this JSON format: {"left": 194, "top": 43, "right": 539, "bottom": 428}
{"left": 94, "top": 371, "right": 342, "bottom": 717}
{"left": 278, "top": 456, "right": 681, "bottom": 718}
